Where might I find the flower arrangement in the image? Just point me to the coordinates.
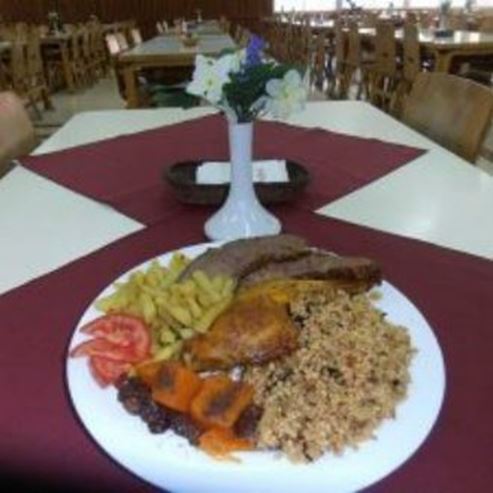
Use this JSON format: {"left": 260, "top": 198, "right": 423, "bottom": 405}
{"left": 186, "top": 35, "right": 308, "bottom": 123}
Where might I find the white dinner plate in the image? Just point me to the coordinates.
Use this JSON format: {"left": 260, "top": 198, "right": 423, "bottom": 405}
{"left": 66, "top": 242, "right": 446, "bottom": 493}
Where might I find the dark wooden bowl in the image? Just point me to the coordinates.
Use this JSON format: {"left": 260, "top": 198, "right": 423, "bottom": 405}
{"left": 165, "top": 160, "right": 310, "bottom": 205}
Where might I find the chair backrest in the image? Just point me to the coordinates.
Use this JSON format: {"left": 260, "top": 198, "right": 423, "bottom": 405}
{"left": 447, "top": 14, "right": 467, "bottom": 31}
{"left": 70, "top": 28, "right": 82, "bottom": 60}
{"left": 219, "top": 16, "right": 231, "bottom": 34}
{"left": 374, "top": 21, "right": 396, "bottom": 76}
{"left": 130, "top": 28, "right": 142, "bottom": 45}
{"left": 10, "top": 40, "right": 27, "bottom": 91}
{"left": 479, "top": 16, "right": 493, "bottom": 34}
{"left": 346, "top": 22, "right": 361, "bottom": 68}
{"left": 80, "top": 25, "right": 91, "bottom": 58}
{"left": 105, "top": 33, "right": 121, "bottom": 56}
{"left": 312, "top": 30, "right": 327, "bottom": 86}
{"left": 239, "top": 28, "right": 250, "bottom": 48}
{"left": 115, "top": 32, "right": 129, "bottom": 51}
{"left": 334, "top": 20, "right": 345, "bottom": 67}
{"left": 25, "top": 28, "right": 44, "bottom": 79}
{"left": 0, "top": 91, "right": 36, "bottom": 176}
{"left": 156, "top": 21, "right": 164, "bottom": 35}
{"left": 234, "top": 24, "right": 243, "bottom": 44}
{"left": 402, "top": 22, "right": 420, "bottom": 83}
{"left": 162, "top": 20, "right": 169, "bottom": 33}
{"left": 402, "top": 72, "right": 493, "bottom": 162}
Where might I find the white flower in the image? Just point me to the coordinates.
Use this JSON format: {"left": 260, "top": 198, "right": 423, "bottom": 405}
{"left": 264, "top": 69, "right": 307, "bottom": 119}
{"left": 187, "top": 54, "right": 233, "bottom": 105}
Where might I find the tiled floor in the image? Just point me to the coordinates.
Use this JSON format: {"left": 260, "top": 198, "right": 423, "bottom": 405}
{"left": 32, "top": 75, "right": 493, "bottom": 174}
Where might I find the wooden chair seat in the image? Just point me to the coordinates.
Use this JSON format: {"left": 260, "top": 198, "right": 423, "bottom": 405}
{"left": 402, "top": 72, "right": 493, "bottom": 162}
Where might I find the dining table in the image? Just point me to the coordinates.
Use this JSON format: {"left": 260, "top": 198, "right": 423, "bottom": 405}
{"left": 271, "top": 17, "right": 493, "bottom": 73}
{"left": 358, "top": 27, "right": 493, "bottom": 72}
{"left": 1, "top": 100, "right": 492, "bottom": 492}
{"left": 118, "top": 33, "right": 235, "bottom": 108}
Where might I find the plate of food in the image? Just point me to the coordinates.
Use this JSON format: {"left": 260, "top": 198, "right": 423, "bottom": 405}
{"left": 66, "top": 234, "right": 445, "bottom": 493}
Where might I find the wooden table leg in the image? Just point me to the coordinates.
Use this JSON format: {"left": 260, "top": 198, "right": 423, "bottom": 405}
{"left": 123, "top": 65, "right": 139, "bottom": 109}
{"left": 60, "top": 42, "right": 76, "bottom": 93}
{"left": 433, "top": 51, "right": 454, "bottom": 73}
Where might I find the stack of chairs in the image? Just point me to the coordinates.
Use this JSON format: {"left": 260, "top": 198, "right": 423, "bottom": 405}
{"left": 44, "top": 20, "right": 109, "bottom": 92}
{"left": 0, "top": 24, "right": 53, "bottom": 118}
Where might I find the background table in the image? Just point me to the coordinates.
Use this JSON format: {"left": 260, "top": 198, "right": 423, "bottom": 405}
{"left": 359, "top": 28, "right": 493, "bottom": 72}
{"left": 118, "top": 33, "right": 235, "bottom": 108}
{"left": 1, "top": 101, "right": 492, "bottom": 297}
{"left": 272, "top": 18, "right": 493, "bottom": 73}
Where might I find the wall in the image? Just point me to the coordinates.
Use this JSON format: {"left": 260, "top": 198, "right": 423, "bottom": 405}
{"left": 0, "top": 0, "right": 272, "bottom": 36}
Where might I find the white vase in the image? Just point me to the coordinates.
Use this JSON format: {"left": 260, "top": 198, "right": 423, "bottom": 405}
{"left": 204, "top": 120, "right": 282, "bottom": 241}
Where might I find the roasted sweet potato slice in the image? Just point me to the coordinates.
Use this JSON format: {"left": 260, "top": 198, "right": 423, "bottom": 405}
{"left": 199, "top": 427, "right": 254, "bottom": 459}
{"left": 190, "top": 375, "right": 254, "bottom": 429}
{"left": 151, "top": 361, "right": 202, "bottom": 413}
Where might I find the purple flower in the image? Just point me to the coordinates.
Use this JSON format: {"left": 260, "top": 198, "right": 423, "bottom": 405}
{"left": 246, "top": 35, "right": 265, "bottom": 66}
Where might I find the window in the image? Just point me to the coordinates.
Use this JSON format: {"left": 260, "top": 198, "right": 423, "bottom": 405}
{"left": 274, "top": 0, "right": 493, "bottom": 10}
{"left": 274, "top": 1, "right": 337, "bottom": 11}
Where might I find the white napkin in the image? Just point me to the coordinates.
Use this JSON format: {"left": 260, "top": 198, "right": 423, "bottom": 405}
{"left": 196, "top": 160, "right": 289, "bottom": 184}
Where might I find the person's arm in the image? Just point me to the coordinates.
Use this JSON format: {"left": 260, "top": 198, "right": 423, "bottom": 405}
{"left": 0, "top": 92, "right": 36, "bottom": 176}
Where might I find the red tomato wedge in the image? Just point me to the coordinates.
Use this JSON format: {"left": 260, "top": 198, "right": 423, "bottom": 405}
{"left": 80, "top": 314, "right": 151, "bottom": 359}
{"left": 89, "top": 356, "right": 132, "bottom": 388}
{"left": 70, "top": 337, "right": 143, "bottom": 362}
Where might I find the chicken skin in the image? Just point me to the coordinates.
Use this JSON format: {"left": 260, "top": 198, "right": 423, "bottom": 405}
{"left": 185, "top": 294, "right": 298, "bottom": 371}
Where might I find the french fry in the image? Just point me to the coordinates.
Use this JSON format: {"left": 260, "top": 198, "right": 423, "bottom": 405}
{"left": 159, "top": 327, "right": 177, "bottom": 344}
{"left": 184, "top": 295, "right": 203, "bottom": 319}
{"left": 140, "top": 293, "right": 156, "bottom": 324}
{"left": 153, "top": 341, "right": 184, "bottom": 362}
{"left": 192, "top": 271, "right": 222, "bottom": 303}
{"left": 94, "top": 252, "right": 235, "bottom": 360}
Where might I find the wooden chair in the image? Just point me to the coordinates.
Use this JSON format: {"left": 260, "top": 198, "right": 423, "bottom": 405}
{"left": 401, "top": 72, "right": 493, "bottom": 162}
{"left": 311, "top": 30, "right": 328, "bottom": 92}
{"left": 327, "top": 20, "right": 347, "bottom": 98}
{"left": 447, "top": 14, "right": 468, "bottom": 31}
{"left": 0, "top": 91, "right": 36, "bottom": 177}
{"left": 80, "top": 25, "right": 98, "bottom": 84}
{"left": 458, "top": 16, "right": 493, "bottom": 86}
{"left": 105, "top": 33, "right": 121, "bottom": 58}
{"left": 156, "top": 21, "right": 164, "bottom": 35}
{"left": 25, "top": 28, "right": 53, "bottom": 113}
{"left": 219, "top": 16, "right": 231, "bottom": 34}
{"left": 70, "top": 28, "right": 87, "bottom": 88}
{"left": 130, "top": 28, "right": 142, "bottom": 46}
{"left": 392, "top": 22, "right": 421, "bottom": 115}
{"left": 89, "top": 21, "right": 108, "bottom": 77}
{"left": 479, "top": 17, "right": 493, "bottom": 34}
{"left": 343, "top": 22, "right": 369, "bottom": 99}
{"left": 115, "top": 32, "right": 129, "bottom": 52}
{"left": 239, "top": 28, "right": 250, "bottom": 48}
{"left": 363, "top": 21, "right": 398, "bottom": 111}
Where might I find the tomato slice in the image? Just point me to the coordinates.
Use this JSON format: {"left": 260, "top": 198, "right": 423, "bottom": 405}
{"left": 80, "top": 314, "right": 150, "bottom": 359}
{"left": 70, "top": 337, "right": 143, "bottom": 362}
{"left": 89, "top": 356, "right": 131, "bottom": 388}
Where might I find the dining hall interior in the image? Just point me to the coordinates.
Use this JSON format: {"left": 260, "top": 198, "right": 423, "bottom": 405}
{"left": 0, "top": 1, "right": 492, "bottom": 493}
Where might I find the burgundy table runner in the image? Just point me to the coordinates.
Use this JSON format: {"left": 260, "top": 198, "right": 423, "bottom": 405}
{"left": 1, "top": 208, "right": 492, "bottom": 493}
{"left": 21, "top": 115, "right": 425, "bottom": 226}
